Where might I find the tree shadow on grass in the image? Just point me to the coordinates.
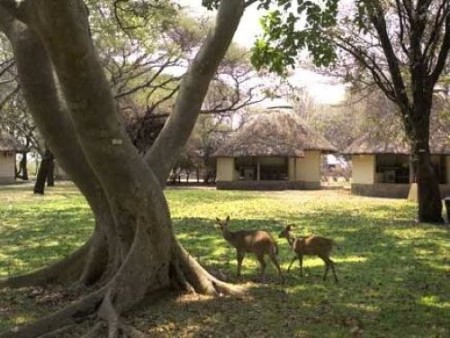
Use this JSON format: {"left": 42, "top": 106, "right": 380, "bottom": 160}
{"left": 166, "top": 214, "right": 450, "bottom": 337}
{"left": 0, "top": 206, "right": 93, "bottom": 278}
{"left": 1, "top": 205, "right": 448, "bottom": 337}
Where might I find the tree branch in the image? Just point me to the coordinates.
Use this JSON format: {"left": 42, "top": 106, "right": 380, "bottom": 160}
{"left": 430, "top": 10, "right": 450, "bottom": 87}
{"left": 369, "top": 1, "right": 410, "bottom": 110}
{"left": 144, "top": 0, "right": 245, "bottom": 186}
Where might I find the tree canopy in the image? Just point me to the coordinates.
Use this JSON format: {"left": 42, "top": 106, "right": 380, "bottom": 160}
{"left": 0, "top": 0, "right": 248, "bottom": 336}
{"left": 253, "top": 0, "right": 450, "bottom": 222}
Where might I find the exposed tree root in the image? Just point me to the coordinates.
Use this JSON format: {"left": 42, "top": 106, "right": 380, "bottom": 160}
{"left": 175, "top": 241, "right": 244, "bottom": 296}
{"left": 94, "top": 290, "right": 150, "bottom": 338}
{"left": 79, "top": 229, "right": 110, "bottom": 286}
{"left": 38, "top": 324, "right": 78, "bottom": 338}
{"left": 0, "top": 238, "right": 91, "bottom": 289}
{"left": 83, "top": 322, "right": 104, "bottom": 338}
{"left": 0, "top": 288, "right": 105, "bottom": 338}
{"left": 0, "top": 220, "right": 168, "bottom": 337}
{"left": 0, "top": 236, "right": 242, "bottom": 337}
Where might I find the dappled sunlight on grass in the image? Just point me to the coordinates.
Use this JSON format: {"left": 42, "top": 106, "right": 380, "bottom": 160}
{"left": 0, "top": 184, "right": 449, "bottom": 336}
{"left": 0, "top": 185, "right": 93, "bottom": 278}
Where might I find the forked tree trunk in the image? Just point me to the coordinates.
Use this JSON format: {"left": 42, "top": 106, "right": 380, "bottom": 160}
{"left": 0, "top": 0, "right": 245, "bottom": 336}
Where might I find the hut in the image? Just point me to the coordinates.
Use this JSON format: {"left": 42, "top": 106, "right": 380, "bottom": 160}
{"left": 344, "top": 131, "right": 450, "bottom": 198}
{"left": 214, "top": 107, "right": 337, "bottom": 190}
{"left": 0, "top": 132, "right": 24, "bottom": 184}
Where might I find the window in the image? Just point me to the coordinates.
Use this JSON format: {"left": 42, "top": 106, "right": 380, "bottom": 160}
{"left": 259, "top": 157, "right": 288, "bottom": 180}
{"left": 375, "top": 154, "right": 409, "bottom": 183}
{"left": 235, "top": 157, "right": 289, "bottom": 181}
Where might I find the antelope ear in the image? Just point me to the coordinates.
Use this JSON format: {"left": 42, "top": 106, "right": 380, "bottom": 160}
{"left": 287, "top": 224, "right": 294, "bottom": 230}
{"left": 226, "top": 215, "right": 230, "bottom": 221}
{"left": 215, "top": 217, "right": 221, "bottom": 223}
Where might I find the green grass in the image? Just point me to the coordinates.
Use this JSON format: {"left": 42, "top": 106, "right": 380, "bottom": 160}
{"left": 1, "top": 184, "right": 449, "bottom": 337}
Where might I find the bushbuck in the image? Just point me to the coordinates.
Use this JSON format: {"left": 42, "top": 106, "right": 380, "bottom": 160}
{"left": 278, "top": 224, "right": 338, "bottom": 283}
{"left": 215, "top": 216, "right": 283, "bottom": 280}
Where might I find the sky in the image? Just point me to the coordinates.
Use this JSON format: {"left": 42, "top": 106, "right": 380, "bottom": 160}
{"left": 176, "top": 0, "right": 346, "bottom": 104}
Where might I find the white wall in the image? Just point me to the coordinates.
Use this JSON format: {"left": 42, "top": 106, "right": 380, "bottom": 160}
{"left": 293, "top": 151, "right": 321, "bottom": 182}
{"left": 216, "top": 157, "right": 236, "bottom": 182}
{"left": 0, "top": 152, "right": 15, "bottom": 183}
{"left": 352, "top": 154, "right": 375, "bottom": 184}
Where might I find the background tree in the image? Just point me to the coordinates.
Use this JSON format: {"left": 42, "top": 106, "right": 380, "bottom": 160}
{"left": 0, "top": 0, "right": 267, "bottom": 193}
{"left": 253, "top": 0, "right": 450, "bottom": 223}
{"left": 0, "top": 0, "right": 252, "bottom": 336}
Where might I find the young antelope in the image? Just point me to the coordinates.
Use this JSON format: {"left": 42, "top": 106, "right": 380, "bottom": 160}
{"left": 278, "top": 224, "right": 338, "bottom": 283}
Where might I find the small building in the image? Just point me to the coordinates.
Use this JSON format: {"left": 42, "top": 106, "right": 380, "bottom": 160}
{"left": 344, "top": 132, "right": 450, "bottom": 198}
{"left": 214, "top": 107, "right": 337, "bottom": 190}
{"left": 0, "top": 132, "right": 24, "bottom": 184}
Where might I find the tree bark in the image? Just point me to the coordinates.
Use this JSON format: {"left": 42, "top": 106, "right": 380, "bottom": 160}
{"left": 16, "top": 151, "right": 28, "bottom": 180}
{"left": 33, "top": 148, "right": 54, "bottom": 194}
{"left": 0, "top": 10, "right": 118, "bottom": 287}
{"left": 144, "top": 0, "right": 245, "bottom": 185}
{"left": 410, "top": 103, "right": 443, "bottom": 223}
{"left": 46, "top": 151, "right": 54, "bottom": 186}
{"left": 0, "top": 0, "right": 245, "bottom": 335}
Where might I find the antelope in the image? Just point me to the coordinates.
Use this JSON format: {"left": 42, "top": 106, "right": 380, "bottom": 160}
{"left": 278, "top": 224, "right": 338, "bottom": 283}
{"left": 215, "top": 216, "right": 283, "bottom": 280}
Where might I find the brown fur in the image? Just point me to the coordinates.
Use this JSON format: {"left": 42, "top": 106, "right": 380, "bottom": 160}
{"left": 278, "top": 224, "right": 338, "bottom": 283}
{"left": 215, "top": 216, "right": 282, "bottom": 280}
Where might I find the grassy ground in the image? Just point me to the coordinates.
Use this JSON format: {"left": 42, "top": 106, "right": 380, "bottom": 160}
{"left": 0, "top": 184, "right": 449, "bottom": 337}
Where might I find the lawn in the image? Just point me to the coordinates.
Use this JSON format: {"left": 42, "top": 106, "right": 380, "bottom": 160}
{"left": 0, "top": 184, "right": 449, "bottom": 337}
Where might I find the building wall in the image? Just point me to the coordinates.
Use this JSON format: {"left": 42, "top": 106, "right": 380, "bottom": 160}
{"left": 216, "top": 180, "right": 306, "bottom": 190}
{"left": 216, "top": 157, "right": 236, "bottom": 182}
{"left": 446, "top": 156, "right": 450, "bottom": 184}
{"left": 0, "top": 151, "right": 15, "bottom": 184}
{"left": 294, "top": 151, "right": 321, "bottom": 182}
{"left": 352, "top": 182, "right": 450, "bottom": 199}
{"left": 352, "top": 183, "right": 410, "bottom": 198}
{"left": 352, "top": 155, "right": 375, "bottom": 184}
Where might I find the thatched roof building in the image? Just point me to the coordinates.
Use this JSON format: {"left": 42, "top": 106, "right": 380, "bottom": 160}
{"left": 214, "top": 108, "right": 337, "bottom": 158}
{"left": 214, "top": 107, "right": 336, "bottom": 190}
{"left": 344, "top": 129, "right": 450, "bottom": 198}
{"left": 344, "top": 130, "right": 450, "bottom": 155}
{"left": 0, "top": 132, "right": 23, "bottom": 184}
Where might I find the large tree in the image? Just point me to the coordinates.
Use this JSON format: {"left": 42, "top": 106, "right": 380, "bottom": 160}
{"left": 253, "top": 0, "right": 450, "bottom": 223}
{"left": 0, "top": 0, "right": 251, "bottom": 336}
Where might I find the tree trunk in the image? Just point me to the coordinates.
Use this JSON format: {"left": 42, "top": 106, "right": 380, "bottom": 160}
{"left": 21, "top": 152, "right": 28, "bottom": 180}
{"left": 0, "top": 0, "right": 245, "bottom": 336}
{"left": 412, "top": 137, "right": 443, "bottom": 223}
{"left": 16, "top": 151, "right": 28, "bottom": 180}
{"left": 47, "top": 152, "right": 54, "bottom": 186}
{"left": 34, "top": 148, "right": 54, "bottom": 194}
{"left": 405, "top": 91, "right": 443, "bottom": 223}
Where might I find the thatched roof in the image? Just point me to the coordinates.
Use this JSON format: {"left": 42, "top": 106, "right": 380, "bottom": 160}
{"left": 0, "top": 132, "right": 24, "bottom": 152}
{"left": 214, "top": 108, "right": 337, "bottom": 158}
{"left": 344, "top": 130, "right": 450, "bottom": 155}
